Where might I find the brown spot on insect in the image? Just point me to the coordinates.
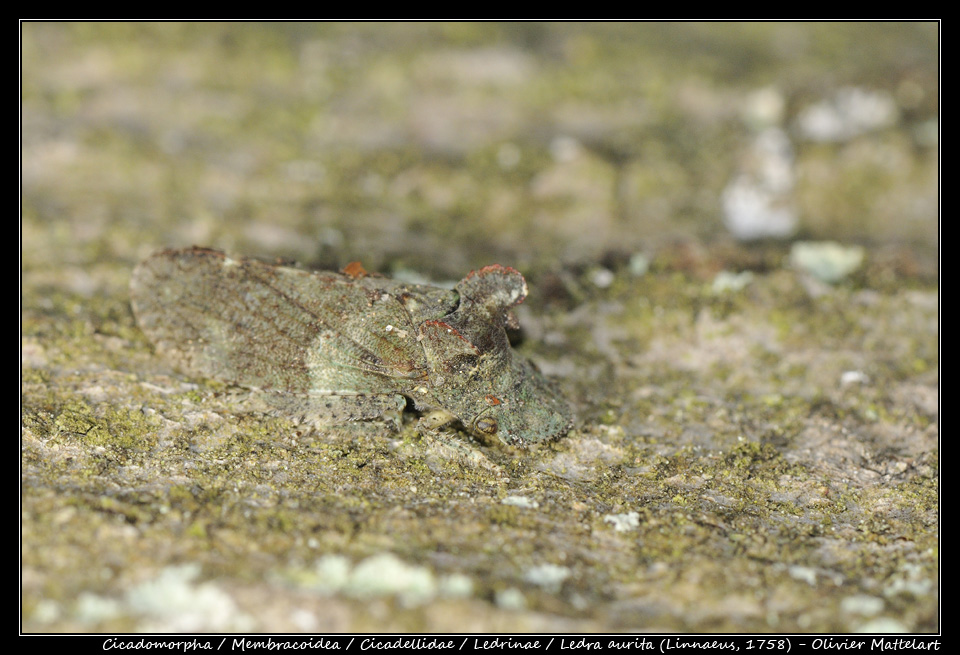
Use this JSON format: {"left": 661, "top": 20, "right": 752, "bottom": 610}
{"left": 341, "top": 261, "right": 369, "bottom": 279}
{"left": 131, "top": 247, "right": 574, "bottom": 445}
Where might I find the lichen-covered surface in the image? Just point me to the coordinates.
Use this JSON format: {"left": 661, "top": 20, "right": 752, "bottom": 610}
{"left": 21, "top": 23, "right": 938, "bottom": 633}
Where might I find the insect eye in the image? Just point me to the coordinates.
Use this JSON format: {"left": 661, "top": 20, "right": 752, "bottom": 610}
{"left": 475, "top": 417, "right": 499, "bottom": 435}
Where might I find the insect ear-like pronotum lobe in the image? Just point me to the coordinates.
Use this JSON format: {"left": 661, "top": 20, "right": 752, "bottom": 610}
{"left": 456, "top": 265, "right": 528, "bottom": 317}
{"left": 418, "top": 320, "right": 480, "bottom": 372}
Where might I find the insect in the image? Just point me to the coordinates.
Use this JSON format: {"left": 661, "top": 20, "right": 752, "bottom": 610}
{"left": 130, "top": 247, "right": 573, "bottom": 446}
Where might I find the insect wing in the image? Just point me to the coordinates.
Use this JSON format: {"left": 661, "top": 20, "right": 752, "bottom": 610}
{"left": 131, "top": 248, "right": 429, "bottom": 395}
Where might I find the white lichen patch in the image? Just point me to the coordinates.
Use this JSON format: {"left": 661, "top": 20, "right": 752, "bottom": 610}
{"left": 523, "top": 564, "right": 571, "bottom": 593}
{"left": 840, "top": 594, "right": 884, "bottom": 616}
{"left": 438, "top": 573, "right": 474, "bottom": 598}
{"left": 502, "top": 495, "right": 539, "bottom": 509}
{"left": 296, "top": 553, "right": 472, "bottom": 607}
{"left": 349, "top": 553, "right": 437, "bottom": 606}
{"left": 840, "top": 370, "right": 870, "bottom": 386}
{"left": 540, "top": 437, "right": 625, "bottom": 481}
{"left": 603, "top": 511, "right": 640, "bottom": 532}
{"left": 789, "top": 241, "right": 865, "bottom": 284}
{"left": 855, "top": 617, "right": 909, "bottom": 633}
{"left": 29, "top": 599, "right": 62, "bottom": 624}
{"left": 74, "top": 564, "right": 253, "bottom": 632}
{"left": 126, "top": 564, "right": 253, "bottom": 632}
{"left": 787, "top": 565, "right": 818, "bottom": 586}
{"left": 711, "top": 271, "right": 754, "bottom": 294}
{"left": 309, "top": 554, "right": 352, "bottom": 592}
{"left": 495, "top": 587, "right": 528, "bottom": 610}
{"left": 74, "top": 592, "right": 122, "bottom": 623}
{"left": 883, "top": 562, "right": 933, "bottom": 598}
{"left": 797, "top": 87, "right": 898, "bottom": 142}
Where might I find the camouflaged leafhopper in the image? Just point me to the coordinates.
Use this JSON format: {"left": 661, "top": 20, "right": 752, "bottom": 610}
{"left": 130, "top": 248, "right": 573, "bottom": 446}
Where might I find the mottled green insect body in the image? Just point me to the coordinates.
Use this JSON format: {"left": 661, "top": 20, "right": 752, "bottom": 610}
{"left": 130, "top": 248, "right": 573, "bottom": 446}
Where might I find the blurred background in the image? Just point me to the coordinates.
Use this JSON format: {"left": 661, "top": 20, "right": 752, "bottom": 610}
{"left": 22, "top": 22, "right": 938, "bottom": 281}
